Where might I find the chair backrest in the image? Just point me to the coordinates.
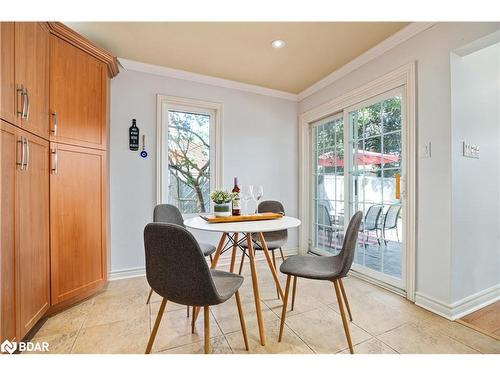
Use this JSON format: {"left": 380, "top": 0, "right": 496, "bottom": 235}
{"left": 258, "top": 200, "right": 288, "bottom": 240}
{"left": 337, "top": 211, "right": 363, "bottom": 277}
{"left": 153, "top": 204, "right": 184, "bottom": 227}
{"left": 384, "top": 204, "right": 401, "bottom": 229}
{"left": 364, "top": 204, "right": 383, "bottom": 230}
{"left": 143, "top": 222, "right": 220, "bottom": 306}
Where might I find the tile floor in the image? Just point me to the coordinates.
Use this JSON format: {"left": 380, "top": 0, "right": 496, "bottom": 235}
{"left": 28, "top": 258, "right": 500, "bottom": 354}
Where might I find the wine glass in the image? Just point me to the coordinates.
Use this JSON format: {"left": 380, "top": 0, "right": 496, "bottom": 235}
{"left": 241, "top": 186, "right": 253, "bottom": 215}
{"left": 252, "top": 185, "right": 264, "bottom": 213}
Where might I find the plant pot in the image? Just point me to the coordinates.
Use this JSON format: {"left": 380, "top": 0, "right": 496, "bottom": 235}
{"left": 214, "top": 202, "right": 231, "bottom": 217}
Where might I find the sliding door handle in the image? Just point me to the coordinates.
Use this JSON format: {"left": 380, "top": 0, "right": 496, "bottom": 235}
{"left": 51, "top": 111, "right": 58, "bottom": 135}
{"left": 51, "top": 148, "right": 58, "bottom": 174}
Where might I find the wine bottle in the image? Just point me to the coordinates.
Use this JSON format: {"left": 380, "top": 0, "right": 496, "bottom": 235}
{"left": 232, "top": 177, "right": 241, "bottom": 216}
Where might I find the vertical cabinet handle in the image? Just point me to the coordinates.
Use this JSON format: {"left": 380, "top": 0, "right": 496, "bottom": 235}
{"left": 51, "top": 112, "right": 58, "bottom": 135}
{"left": 51, "top": 148, "right": 58, "bottom": 174}
{"left": 24, "top": 138, "right": 30, "bottom": 170}
{"left": 24, "top": 88, "right": 30, "bottom": 120}
{"left": 16, "top": 137, "right": 25, "bottom": 169}
{"left": 17, "top": 85, "right": 25, "bottom": 118}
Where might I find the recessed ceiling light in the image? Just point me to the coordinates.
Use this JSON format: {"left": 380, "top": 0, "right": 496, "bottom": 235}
{"left": 271, "top": 39, "right": 286, "bottom": 49}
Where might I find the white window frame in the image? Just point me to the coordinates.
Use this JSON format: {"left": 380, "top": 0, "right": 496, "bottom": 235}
{"left": 156, "top": 95, "right": 223, "bottom": 216}
{"left": 298, "top": 63, "right": 416, "bottom": 301}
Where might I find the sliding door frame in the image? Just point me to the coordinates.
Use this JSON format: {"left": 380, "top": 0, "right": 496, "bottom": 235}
{"left": 298, "top": 62, "right": 417, "bottom": 301}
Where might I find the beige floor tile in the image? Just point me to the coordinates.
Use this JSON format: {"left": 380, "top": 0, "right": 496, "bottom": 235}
{"left": 339, "top": 337, "right": 397, "bottom": 354}
{"left": 149, "top": 306, "right": 223, "bottom": 353}
{"left": 225, "top": 319, "right": 314, "bottom": 354}
{"left": 211, "top": 295, "right": 279, "bottom": 335}
{"left": 377, "top": 322, "right": 480, "bottom": 354}
{"left": 417, "top": 315, "right": 500, "bottom": 354}
{"left": 84, "top": 294, "right": 150, "bottom": 328}
{"left": 72, "top": 317, "right": 150, "bottom": 354}
{"left": 284, "top": 306, "right": 372, "bottom": 353}
{"left": 27, "top": 330, "right": 79, "bottom": 354}
{"left": 35, "top": 298, "right": 94, "bottom": 337}
{"left": 158, "top": 336, "right": 233, "bottom": 354}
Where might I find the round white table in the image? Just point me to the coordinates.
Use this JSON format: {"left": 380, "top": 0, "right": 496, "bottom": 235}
{"left": 184, "top": 216, "right": 301, "bottom": 346}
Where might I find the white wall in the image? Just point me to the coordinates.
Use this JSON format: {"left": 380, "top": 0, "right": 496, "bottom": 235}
{"left": 299, "top": 22, "right": 500, "bottom": 308}
{"left": 450, "top": 42, "right": 500, "bottom": 302}
{"left": 109, "top": 69, "right": 298, "bottom": 275}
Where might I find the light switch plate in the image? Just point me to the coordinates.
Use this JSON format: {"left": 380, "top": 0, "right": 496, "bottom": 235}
{"left": 463, "top": 141, "right": 480, "bottom": 159}
{"left": 420, "top": 142, "right": 431, "bottom": 158}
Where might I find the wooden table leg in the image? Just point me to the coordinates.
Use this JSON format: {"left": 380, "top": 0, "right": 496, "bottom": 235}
{"left": 246, "top": 232, "right": 266, "bottom": 346}
{"left": 210, "top": 232, "right": 227, "bottom": 269}
{"left": 229, "top": 232, "right": 239, "bottom": 273}
{"left": 258, "top": 232, "right": 284, "bottom": 300}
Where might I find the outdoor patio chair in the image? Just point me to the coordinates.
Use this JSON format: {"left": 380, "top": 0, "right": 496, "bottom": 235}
{"left": 382, "top": 204, "right": 402, "bottom": 245}
{"left": 360, "top": 204, "right": 383, "bottom": 247}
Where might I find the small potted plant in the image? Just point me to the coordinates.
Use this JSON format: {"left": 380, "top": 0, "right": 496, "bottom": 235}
{"left": 210, "top": 190, "right": 235, "bottom": 217}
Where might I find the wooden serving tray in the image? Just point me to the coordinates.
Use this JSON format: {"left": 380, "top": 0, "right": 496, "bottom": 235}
{"left": 200, "top": 212, "right": 283, "bottom": 223}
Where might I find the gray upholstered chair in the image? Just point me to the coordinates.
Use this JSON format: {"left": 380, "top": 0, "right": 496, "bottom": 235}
{"left": 143, "top": 223, "right": 249, "bottom": 354}
{"left": 278, "top": 211, "right": 363, "bottom": 354}
{"left": 240, "top": 200, "right": 287, "bottom": 297}
{"left": 146, "top": 204, "right": 216, "bottom": 310}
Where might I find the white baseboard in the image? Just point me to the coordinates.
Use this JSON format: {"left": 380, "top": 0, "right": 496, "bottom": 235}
{"left": 415, "top": 284, "right": 500, "bottom": 320}
{"left": 108, "top": 247, "right": 300, "bottom": 281}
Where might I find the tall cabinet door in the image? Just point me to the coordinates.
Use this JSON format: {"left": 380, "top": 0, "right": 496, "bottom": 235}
{"left": 0, "top": 23, "right": 16, "bottom": 125}
{"left": 14, "top": 23, "right": 49, "bottom": 139}
{"left": 0, "top": 120, "right": 18, "bottom": 342}
{"left": 17, "top": 129, "right": 50, "bottom": 337}
{"left": 50, "top": 143, "right": 107, "bottom": 305}
{"left": 50, "top": 36, "right": 107, "bottom": 149}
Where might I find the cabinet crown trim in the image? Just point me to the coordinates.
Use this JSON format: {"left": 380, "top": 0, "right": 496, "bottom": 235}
{"left": 46, "top": 22, "right": 119, "bottom": 78}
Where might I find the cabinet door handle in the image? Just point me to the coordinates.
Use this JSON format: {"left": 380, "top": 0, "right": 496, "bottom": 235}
{"left": 16, "top": 85, "right": 25, "bottom": 118}
{"left": 24, "top": 138, "right": 30, "bottom": 170}
{"left": 51, "top": 148, "right": 58, "bottom": 174}
{"left": 16, "top": 137, "right": 25, "bottom": 169}
{"left": 24, "top": 88, "right": 30, "bottom": 120}
{"left": 51, "top": 112, "right": 58, "bottom": 135}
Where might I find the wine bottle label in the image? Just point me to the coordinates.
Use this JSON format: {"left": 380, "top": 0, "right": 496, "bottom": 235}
{"left": 232, "top": 194, "right": 241, "bottom": 209}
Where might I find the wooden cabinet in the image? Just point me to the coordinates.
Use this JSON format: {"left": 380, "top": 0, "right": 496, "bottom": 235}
{"left": 0, "top": 121, "right": 18, "bottom": 343}
{"left": 50, "top": 35, "right": 107, "bottom": 149}
{"left": 0, "top": 120, "right": 50, "bottom": 342}
{"left": 0, "top": 22, "right": 49, "bottom": 139}
{"left": 50, "top": 143, "right": 107, "bottom": 305}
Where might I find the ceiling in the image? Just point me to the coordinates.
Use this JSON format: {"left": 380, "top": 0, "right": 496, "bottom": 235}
{"left": 66, "top": 22, "right": 409, "bottom": 94}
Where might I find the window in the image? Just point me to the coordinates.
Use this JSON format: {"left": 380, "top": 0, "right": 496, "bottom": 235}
{"left": 157, "top": 96, "right": 222, "bottom": 214}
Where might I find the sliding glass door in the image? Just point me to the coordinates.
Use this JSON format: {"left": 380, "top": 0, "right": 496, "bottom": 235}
{"left": 310, "top": 88, "right": 406, "bottom": 291}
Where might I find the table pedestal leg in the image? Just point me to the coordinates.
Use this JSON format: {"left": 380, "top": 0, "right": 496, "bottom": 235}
{"left": 246, "top": 232, "right": 266, "bottom": 346}
{"left": 258, "top": 232, "right": 284, "bottom": 300}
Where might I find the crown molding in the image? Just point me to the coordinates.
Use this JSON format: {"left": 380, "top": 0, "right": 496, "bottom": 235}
{"left": 48, "top": 22, "right": 119, "bottom": 78}
{"left": 297, "top": 22, "right": 435, "bottom": 101}
{"left": 118, "top": 58, "right": 299, "bottom": 102}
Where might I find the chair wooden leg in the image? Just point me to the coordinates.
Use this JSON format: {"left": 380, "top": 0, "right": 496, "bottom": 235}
{"left": 204, "top": 306, "right": 210, "bottom": 354}
{"left": 209, "top": 254, "right": 213, "bottom": 263}
{"left": 146, "top": 288, "right": 153, "bottom": 305}
{"left": 333, "top": 280, "right": 354, "bottom": 354}
{"left": 192, "top": 306, "right": 200, "bottom": 333}
{"left": 291, "top": 276, "right": 298, "bottom": 311}
{"left": 235, "top": 291, "right": 249, "bottom": 351}
{"left": 272, "top": 249, "right": 279, "bottom": 299}
{"left": 279, "top": 247, "right": 285, "bottom": 262}
{"left": 238, "top": 251, "right": 246, "bottom": 275}
{"left": 145, "top": 298, "right": 167, "bottom": 354}
{"left": 278, "top": 275, "right": 292, "bottom": 342}
{"left": 338, "top": 278, "right": 352, "bottom": 321}
{"left": 186, "top": 305, "right": 190, "bottom": 317}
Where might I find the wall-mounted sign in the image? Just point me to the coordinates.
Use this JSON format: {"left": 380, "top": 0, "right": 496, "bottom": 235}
{"left": 129, "top": 119, "right": 139, "bottom": 151}
{"left": 140, "top": 134, "right": 148, "bottom": 158}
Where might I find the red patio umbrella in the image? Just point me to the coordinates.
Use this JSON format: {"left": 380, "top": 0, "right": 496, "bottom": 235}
{"left": 318, "top": 150, "right": 399, "bottom": 167}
